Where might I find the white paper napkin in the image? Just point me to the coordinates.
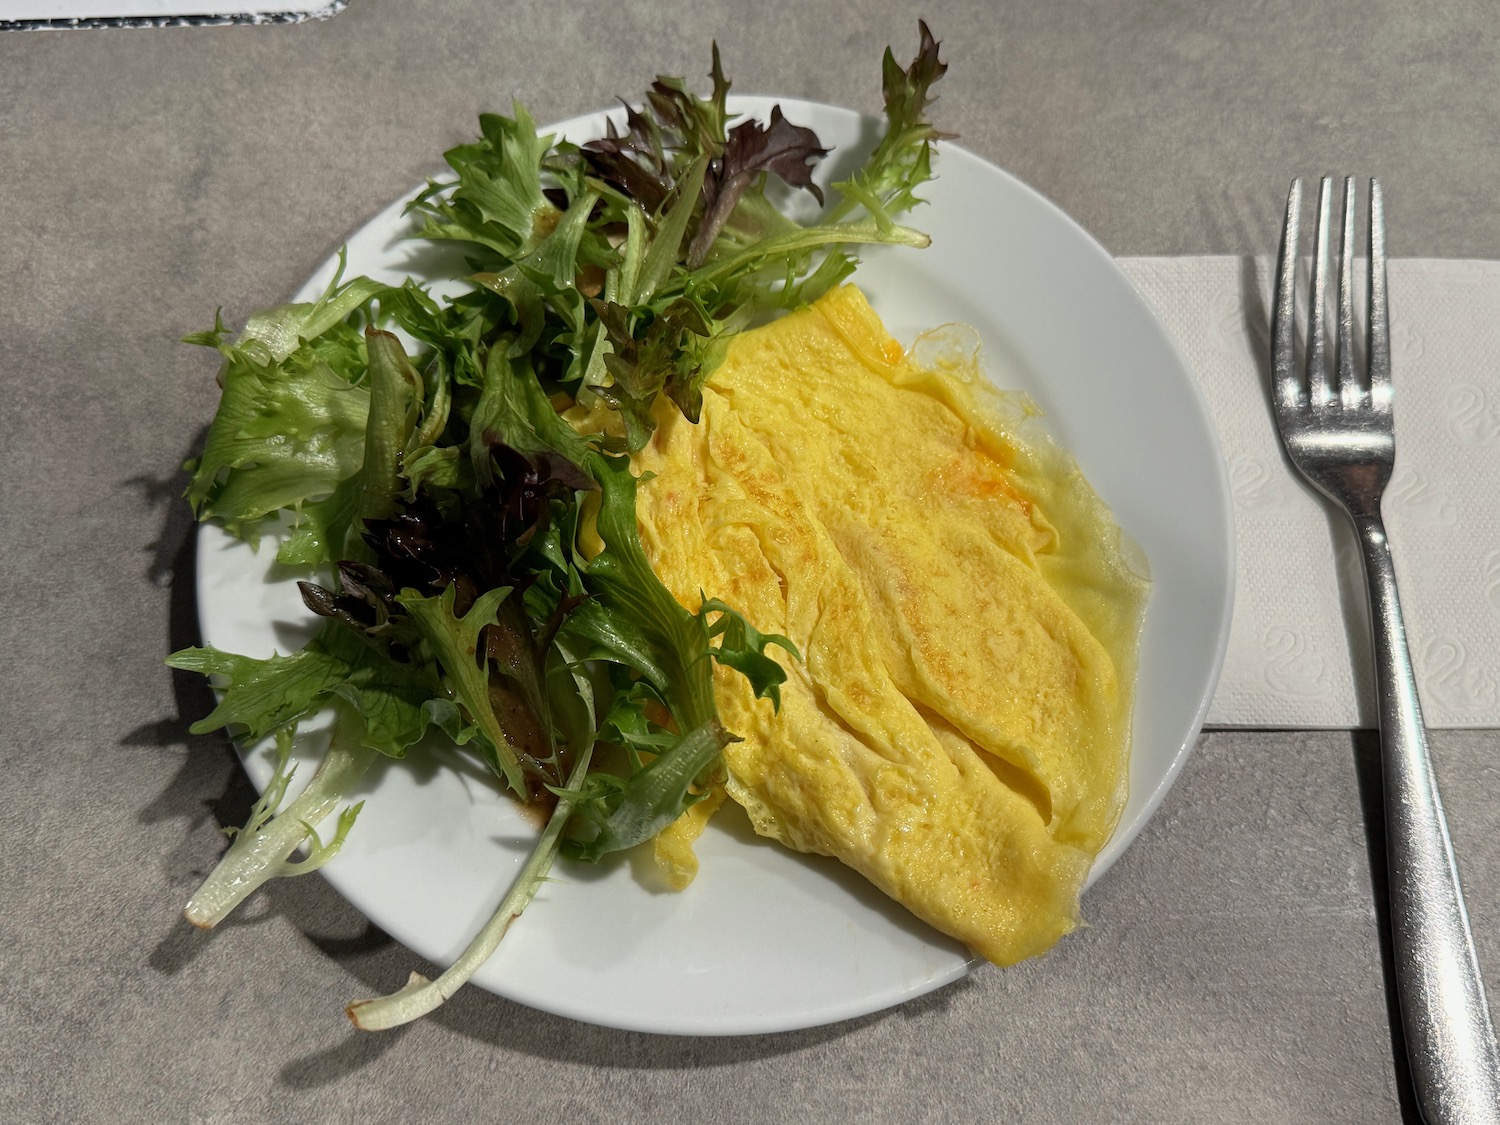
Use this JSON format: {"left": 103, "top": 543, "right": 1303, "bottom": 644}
{"left": 1117, "top": 256, "right": 1500, "bottom": 729}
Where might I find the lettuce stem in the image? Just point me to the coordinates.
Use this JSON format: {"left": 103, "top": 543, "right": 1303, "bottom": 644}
{"left": 184, "top": 704, "right": 377, "bottom": 929}
{"left": 345, "top": 737, "right": 595, "bottom": 1031}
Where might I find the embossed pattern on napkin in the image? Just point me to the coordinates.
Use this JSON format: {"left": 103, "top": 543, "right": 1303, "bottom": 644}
{"left": 1119, "top": 256, "right": 1500, "bottom": 729}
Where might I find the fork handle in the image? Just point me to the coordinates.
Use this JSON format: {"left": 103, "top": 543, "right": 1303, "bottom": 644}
{"left": 1356, "top": 512, "right": 1500, "bottom": 1123}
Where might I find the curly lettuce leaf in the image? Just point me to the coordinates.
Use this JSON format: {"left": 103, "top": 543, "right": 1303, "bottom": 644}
{"left": 185, "top": 343, "right": 370, "bottom": 538}
{"left": 551, "top": 451, "right": 793, "bottom": 859}
{"left": 166, "top": 622, "right": 443, "bottom": 759}
{"left": 413, "top": 104, "right": 558, "bottom": 261}
{"left": 396, "top": 584, "right": 525, "bottom": 792}
{"left": 182, "top": 264, "right": 402, "bottom": 558}
{"left": 701, "top": 597, "right": 798, "bottom": 709}
{"left": 825, "top": 19, "right": 951, "bottom": 227}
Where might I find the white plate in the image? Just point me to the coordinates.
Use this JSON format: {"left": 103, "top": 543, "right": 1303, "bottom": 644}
{"left": 194, "top": 98, "right": 1235, "bottom": 1035}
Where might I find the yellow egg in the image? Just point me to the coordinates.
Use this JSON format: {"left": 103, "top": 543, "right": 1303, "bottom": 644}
{"left": 635, "top": 284, "right": 1149, "bottom": 966}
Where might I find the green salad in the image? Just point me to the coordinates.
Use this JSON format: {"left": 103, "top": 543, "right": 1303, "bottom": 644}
{"left": 170, "top": 24, "right": 947, "bottom": 1029}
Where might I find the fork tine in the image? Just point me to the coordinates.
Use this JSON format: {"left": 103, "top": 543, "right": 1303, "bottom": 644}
{"left": 1308, "top": 176, "right": 1336, "bottom": 408}
{"left": 1368, "top": 177, "right": 1392, "bottom": 412}
{"left": 1272, "top": 179, "right": 1303, "bottom": 414}
{"left": 1336, "top": 176, "right": 1361, "bottom": 408}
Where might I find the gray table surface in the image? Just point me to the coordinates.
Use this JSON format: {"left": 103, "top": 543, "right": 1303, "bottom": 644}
{"left": 5, "top": 1, "right": 1499, "bottom": 1121}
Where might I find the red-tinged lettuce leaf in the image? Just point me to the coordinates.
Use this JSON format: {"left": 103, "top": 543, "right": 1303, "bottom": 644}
{"left": 580, "top": 100, "right": 675, "bottom": 213}
{"left": 644, "top": 43, "right": 731, "bottom": 159}
{"left": 826, "top": 20, "right": 952, "bottom": 227}
{"left": 579, "top": 44, "right": 731, "bottom": 215}
{"left": 686, "top": 105, "right": 829, "bottom": 269}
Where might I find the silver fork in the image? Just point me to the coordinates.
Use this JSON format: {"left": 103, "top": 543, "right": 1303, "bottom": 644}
{"left": 1273, "top": 176, "right": 1500, "bottom": 1123}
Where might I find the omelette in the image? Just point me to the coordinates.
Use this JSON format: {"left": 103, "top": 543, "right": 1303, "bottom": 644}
{"left": 630, "top": 284, "right": 1149, "bottom": 966}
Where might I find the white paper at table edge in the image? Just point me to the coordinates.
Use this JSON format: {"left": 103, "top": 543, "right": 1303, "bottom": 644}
{"left": 0, "top": 0, "right": 342, "bottom": 23}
